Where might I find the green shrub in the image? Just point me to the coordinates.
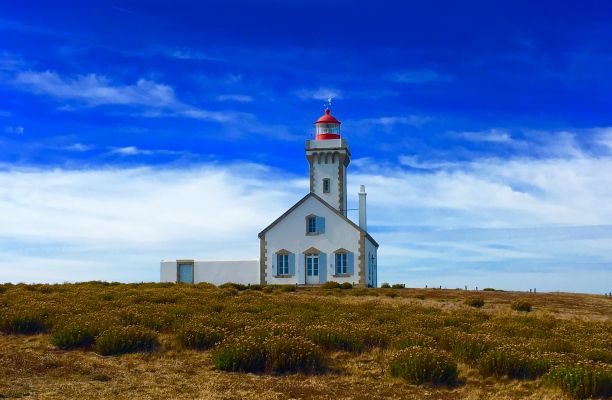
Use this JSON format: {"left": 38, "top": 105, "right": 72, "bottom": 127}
{"left": 176, "top": 323, "right": 225, "bottom": 350}
{"left": 389, "top": 346, "right": 458, "bottom": 386}
{"left": 248, "top": 284, "right": 266, "bottom": 291}
{"left": 306, "top": 325, "right": 364, "bottom": 352}
{"left": 212, "top": 335, "right": 266, "bottom": 372}
{"left": 321, "top": 281, "right": 341, "bottom": 289}
{"left": 262, "top": 286, "right": 274, "bottom": 294}
{"left": 464, "top": 297, "right": 485, "bottom": 308}
{"left": 0, "top": 310, "right": 48, "bottom": 334}
{"left": 349, "top": 288, "right": 372, "bottom": 297}
{"left": 263, "top": 335, "right": 324, "bottom": 374}
{"left": 94, "top": 326, "right": 159, "bottom": 356}
{"left": 219, "top": 282, "right": 248, "bottom": 291}
{"left": 50, "top": 321, "right": 100, "bottom": 349}
{"left": 585, "top": 348, "right": 612, "bottom": 363}
{"left": 393, "top": 332, "right": 435, "bottom": 349}
{"left": 451, "top": 334, "right": 490, "bottom": 364}
{"left": 483, "top": 288, "right": 496, "bottom": 291}
{"left": 541, "top": 338, "right": 574, "bottom": 353}
{"left": 278, "top": 285, "right": 297, "bottom": 292}
{"left": 212, "top": 334, "right": 323, "bottom": 374}
{"left": 391, "top": 283, "right": 406, "bottom": 289}
{"left": 380, "top": 283, "right": 391, "bottom": 288}
{"left": 545, "top": 362, "right": 612, "bottom": 399}
{"left": 511, "top": 300, "right": 532, "bottom": 312}
{"left": 340, "top": 282, "right": 353, "bottom": 289}
{"left": 477, "top": 347, "right": 553, "bottom": 379}
{"left": 413, "top": 294, "right": 426, "bottom": 300}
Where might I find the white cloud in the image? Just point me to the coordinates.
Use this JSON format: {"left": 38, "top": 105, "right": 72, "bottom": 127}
{"left": 11, "top": 70, "right": 246, "bottom": 124}
{"left": 451, "top": 129, "right": 513, "bottom": 143}
{"left": 595, "top": 127, "right": 612, "bottom": 152}
{"left": 389, "top": 69, "right": 451, "bottom": 84}
{"left": 1, "top": 154, "right": 612, "bottom": 292}
{"left": 398, "top": 156, "right": 461, "bottom": 170}
{"left": 294, "top": 87, "right": 342, "bottom": 100}
{"left": 110, "top": 146, "right": 148, "bottom": 156}
{"left": 353, "top": 115, "right": 431, "bottom": 128}
{"left": 65, "top": 143, "right": 93, "bottom": 152}
{"left": 4, "top": 126, "right": 24, "bottom": 134}
{"left": 107, "top": 146, "right": 189, "bottom": 156}
{"left": 216, "top": 94, "right": 253, "bottom": 102}
{"left": 0, "top": 51, "right": 26, "bottom": 71}
{"left": 155, "top": 47, "right": 223, "bottom": 62}
{"left": 14, "top": 71, "right": 181, "bottom": 108}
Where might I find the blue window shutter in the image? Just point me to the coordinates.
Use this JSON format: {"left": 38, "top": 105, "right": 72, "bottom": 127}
{"left": 319, "top": 253, "right": 327, "bottom": 283}
{"left": 347, "top": 253, "right": 354, "bottom": 275}
{"left": 272, "top": 255, "right": 277, "bottom": 276}
{"left": 317, "top": 217, "right": 325, "bottom": 233}
{"left": 288, "top": 253, "right": 295, "bottom": 276}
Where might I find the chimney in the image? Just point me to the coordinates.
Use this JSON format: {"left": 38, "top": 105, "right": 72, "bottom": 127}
{"left": 359, "top": 185, "right": 367, "bottom": 231}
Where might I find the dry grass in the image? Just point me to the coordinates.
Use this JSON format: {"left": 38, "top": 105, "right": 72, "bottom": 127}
{"left": 0, "top": 283, "right": 610, "bottom": 399}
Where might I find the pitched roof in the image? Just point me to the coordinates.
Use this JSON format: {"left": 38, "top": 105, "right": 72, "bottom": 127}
{"left": 258, "top": 192, "right": 379, "bottom": 247}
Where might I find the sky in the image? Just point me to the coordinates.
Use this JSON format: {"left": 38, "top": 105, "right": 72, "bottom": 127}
{"left": 1, "top": 1, "right": 611, "bottom": 293}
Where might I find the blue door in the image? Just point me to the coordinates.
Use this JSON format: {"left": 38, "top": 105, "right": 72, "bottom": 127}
{"left": 178, "top": 263, "right": 193, "bottom": 283}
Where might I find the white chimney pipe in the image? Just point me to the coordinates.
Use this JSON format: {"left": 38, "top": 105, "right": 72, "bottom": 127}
{"left": 359, "top": 185, "right": 367, "bottom": 231}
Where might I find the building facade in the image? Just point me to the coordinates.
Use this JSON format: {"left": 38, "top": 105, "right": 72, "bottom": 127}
{"left": 161, "top": 108, "right": 378, "bottom": 287}
{"left": 259, "top": 108, "right": 378, "bottom": 287}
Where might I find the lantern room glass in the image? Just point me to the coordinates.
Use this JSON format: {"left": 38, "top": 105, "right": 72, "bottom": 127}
{"left": 316, "top": 123, "right": 340, "bottom": 135}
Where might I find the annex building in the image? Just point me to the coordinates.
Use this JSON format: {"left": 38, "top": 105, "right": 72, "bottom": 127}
{"left": 161, "top": 108, "right": 378, "bottom": 287}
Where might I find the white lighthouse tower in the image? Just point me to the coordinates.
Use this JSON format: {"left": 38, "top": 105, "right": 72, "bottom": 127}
{"left": 306, "top": 108, "right": 350, "bottom": 215}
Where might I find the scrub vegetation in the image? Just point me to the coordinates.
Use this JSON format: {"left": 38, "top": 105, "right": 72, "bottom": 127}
{"left": 0, "top": 282, "right": 610, "bottom": 399}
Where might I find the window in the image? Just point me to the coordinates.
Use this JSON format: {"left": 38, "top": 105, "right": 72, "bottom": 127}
{"left": 323, "top": 178, "right": 330, "bottom": 193}
{"left": 277, "top": 254, "right": 289, "bottom": 275}
{"left": 306, "top": 215, "right": 325, "bottom": 235}
{"left": 335, "top": 253, "right": 347, "bottom": 275}
{"left": 307, "top": 216, "right": 317, "bottom": 233}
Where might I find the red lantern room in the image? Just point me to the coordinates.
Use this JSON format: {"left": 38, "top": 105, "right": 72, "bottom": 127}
{"left": 314, "top": 108, "right": 341, "bottom": 140}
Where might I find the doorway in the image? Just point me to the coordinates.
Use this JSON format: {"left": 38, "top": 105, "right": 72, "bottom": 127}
{"left": 305, "top": 254, "right": 319, "bottom": 285}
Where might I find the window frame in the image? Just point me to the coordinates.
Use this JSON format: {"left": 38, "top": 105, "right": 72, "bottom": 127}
{"left": 335, "top": 253, "right": 348, "bottom": 275}
{"left": 307, "top": 216, "right": 317, "bottom": 233}
{"left": 322, "top": 178, "right": 330, "bottom": 193}
{"left": 277, "top": 253, "right": 289, "bottom": 276}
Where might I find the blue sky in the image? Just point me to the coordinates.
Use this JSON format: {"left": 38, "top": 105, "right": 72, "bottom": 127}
{"left": 1, "top": 1, "right": 611, "bottom": 292}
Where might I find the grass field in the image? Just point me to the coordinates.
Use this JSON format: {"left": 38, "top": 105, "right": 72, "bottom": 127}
{"left": 0, "top": 282, "right": 611, "bottom": 399}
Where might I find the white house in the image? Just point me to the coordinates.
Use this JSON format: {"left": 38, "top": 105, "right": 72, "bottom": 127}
{"left": 161, "top": 108, "right": 378, "bottom": 287}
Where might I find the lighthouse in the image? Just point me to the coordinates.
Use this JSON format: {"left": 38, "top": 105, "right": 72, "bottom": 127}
{"left": 306, "top": 108, "right": 350, "bottom": 215}
{"left": 162, "top": 106, "right": 378, "bottom": 287}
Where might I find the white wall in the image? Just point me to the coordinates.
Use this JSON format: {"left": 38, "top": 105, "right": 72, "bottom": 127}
{"left": 195, "top": 260, "right": 259, "bottom": 285}
{"left": 312, "top": 159, "right": 341, "bottom": 211}
{"left": 160, "top": 261, "right": 177, "bottom": 282}
{"left": 264, "top": 196, "right": 361, "bottom": 285}
{"left": 160, "top": 260, "right": 259, "bottom": 285}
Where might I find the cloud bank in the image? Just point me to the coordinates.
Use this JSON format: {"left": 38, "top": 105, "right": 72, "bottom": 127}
{"left": 1, "top": 153, "right": 611, "bottom": 292}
